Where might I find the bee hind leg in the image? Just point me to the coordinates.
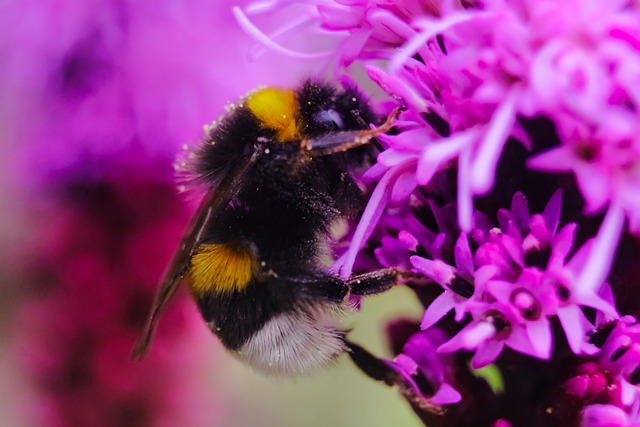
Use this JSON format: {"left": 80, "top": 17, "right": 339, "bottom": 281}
{"left": 345, "top": 268, "right": 402, "bottom": 296}
{"left": 288, "top": 268, "right": 407, "bottom": 302}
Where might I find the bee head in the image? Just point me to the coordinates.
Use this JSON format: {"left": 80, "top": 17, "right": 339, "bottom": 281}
{"left": 188, "top": 82, "right": 382, "bottom": 191}
{"left": 246, "top": 82, "right": 377, "bottom": 144}
{"left": 296, "top": 81, "right": 377, "bottom": 135}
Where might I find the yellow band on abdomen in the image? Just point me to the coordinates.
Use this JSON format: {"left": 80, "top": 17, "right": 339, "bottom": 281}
{"left": 187, "top": 243, "right": 256, "bottom": 296}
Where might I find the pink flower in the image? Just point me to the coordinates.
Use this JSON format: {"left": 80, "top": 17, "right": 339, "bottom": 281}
{"left": 385, "top": 328, "right": 462, "bottom": 405}
{"left": 233, "top": 0, "right": 443, "bottom": 69}
{"left": 391, "top": 0, "right": 640, "bottom": 232}
{"left": 582, "top": 402, "right": 640, "bottom": 427}
{"left": 590, "top": 316, "right": 640, "bottom": 406}
{"left": 413, "top": 192, "right": 618, "bottom": 367}
{"left": 529, "top": 114, "right": 633, "bottom": 296}
{"left": 411, "top": 233, "right": 485, "bottom": 331}
{"left": 437, "top": 299, "right": 542, "bottom": 369}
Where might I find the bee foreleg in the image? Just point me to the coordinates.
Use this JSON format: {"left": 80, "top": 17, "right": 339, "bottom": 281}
{"left": 302, "top": 107, "right": 401, "bottom": 156}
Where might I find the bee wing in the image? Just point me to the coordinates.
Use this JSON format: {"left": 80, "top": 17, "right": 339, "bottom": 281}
{"left": 131, "top": 146, "right": 265, "bottom": 360}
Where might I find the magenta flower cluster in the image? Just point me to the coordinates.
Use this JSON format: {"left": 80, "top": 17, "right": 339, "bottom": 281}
{"left": 238, "top": 0, "right": 640, "bottom": 425}
{"left": 413, "top": 191, "right": 617, "bottom": 366}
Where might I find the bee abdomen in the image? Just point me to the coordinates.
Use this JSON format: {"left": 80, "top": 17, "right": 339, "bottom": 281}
{"left": 233, "top": 304, "right": 347, "bottom": 376}
{"left": 187, "top": 242, "right": 258, "bottom": 296}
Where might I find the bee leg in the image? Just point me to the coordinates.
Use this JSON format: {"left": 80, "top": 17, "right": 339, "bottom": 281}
{"left": 354, "top": 114, "right": 385, "bottom": 152}
{"left": 346, "top": 268, "right": 400, "bottom": 296}
{"left": 345, "top": 340, "right": 445, "bottom": 416}
{"left": 302, "top": 107, "right": 401, "bottom": 156}
{"left": 279, "top": 273, "right": 351, "bottom": 303}
{"left": 285, "top": 268, "right": 403, "bottom": 303}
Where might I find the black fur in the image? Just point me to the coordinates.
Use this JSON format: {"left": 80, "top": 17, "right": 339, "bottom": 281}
{"left": 191, "top": 107, "right": 266, "bottom": 188}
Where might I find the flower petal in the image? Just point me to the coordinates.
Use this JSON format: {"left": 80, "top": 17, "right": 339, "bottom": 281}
{"left": 581, "top": 404, "right": 628, "bottom": 427}
{"left": 233, "top": 7, "right": 335, "bottom": 59}
{"left": 421, "top": 291, "right": 457, "bottom": 330}
{"left": 557, "top": 305, "right": 586, "bottom": 354}
{"left": 454, "top": 233, "right": 474, "bottom": 278}
{"left": 340, "top": 159, "right": 415, "bottom": 277}
{"left": 470, "top": 88, "right": 519, "bottom": 195}
{"left": 526, "top": 319, "right": 552, "bottom": 360}
{"left": 411, "top": 256, "right": 455, "bottom": 287}
{"left": 542, "top": 189, "right": 563, "bottom": 236}
{"left": 430, "top": 383, "right": 462, "bottom": 405}
{"left": 575, "top": 202, "right": 625, "bottom": 294}
{"left": 471, "top": 339, "right": 504, "bottom": 369}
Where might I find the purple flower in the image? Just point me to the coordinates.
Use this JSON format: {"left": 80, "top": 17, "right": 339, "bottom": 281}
{"left": 439, "top": 299, "right": 544, "bottom": 368}
{"left": 389, "top": 0, "right": 640, "bottom": 232}
{"left": 233, "top": 0, "right": 443, "bottom": 69}
{"left": 385, "top": 328, "right": 462, "bottom": 405}
{"left": 372, "top": 197, "right": 458, "bottom": 270}
{"left": 411, "top": 232, "right": 485, "bottom": 331}
{"left": 412, "top": 192, "right": 617, "bottom": 367}
{"left": 593, "top": 316, "right": 640, "bottom": 406}
{"left": 563, "top": 362, "right": 613, "bottom": 404}
{"left": 581, "top": 403, "right": 640, "bottom": 427}
{"left": 529, "top": 115, "right": 632, "bottom": 296}
{"left": 558, "top": 316, "right": 640, "bottom": 427}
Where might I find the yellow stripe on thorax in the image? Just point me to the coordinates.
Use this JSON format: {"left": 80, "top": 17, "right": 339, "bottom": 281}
{"left": 187, "top": 243, "right": 256, "bottom": 296}
{"left": 246, "top": 88, "right": 300, "bottom": 141}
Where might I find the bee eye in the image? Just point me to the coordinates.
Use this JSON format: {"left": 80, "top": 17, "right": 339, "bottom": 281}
{"left": 314, "top": 109, "right": 344, "bottom": 130}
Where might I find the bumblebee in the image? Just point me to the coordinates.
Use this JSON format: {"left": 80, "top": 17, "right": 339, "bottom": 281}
{"left": 132, "top": 81, "right": 401, "bottom": 375}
